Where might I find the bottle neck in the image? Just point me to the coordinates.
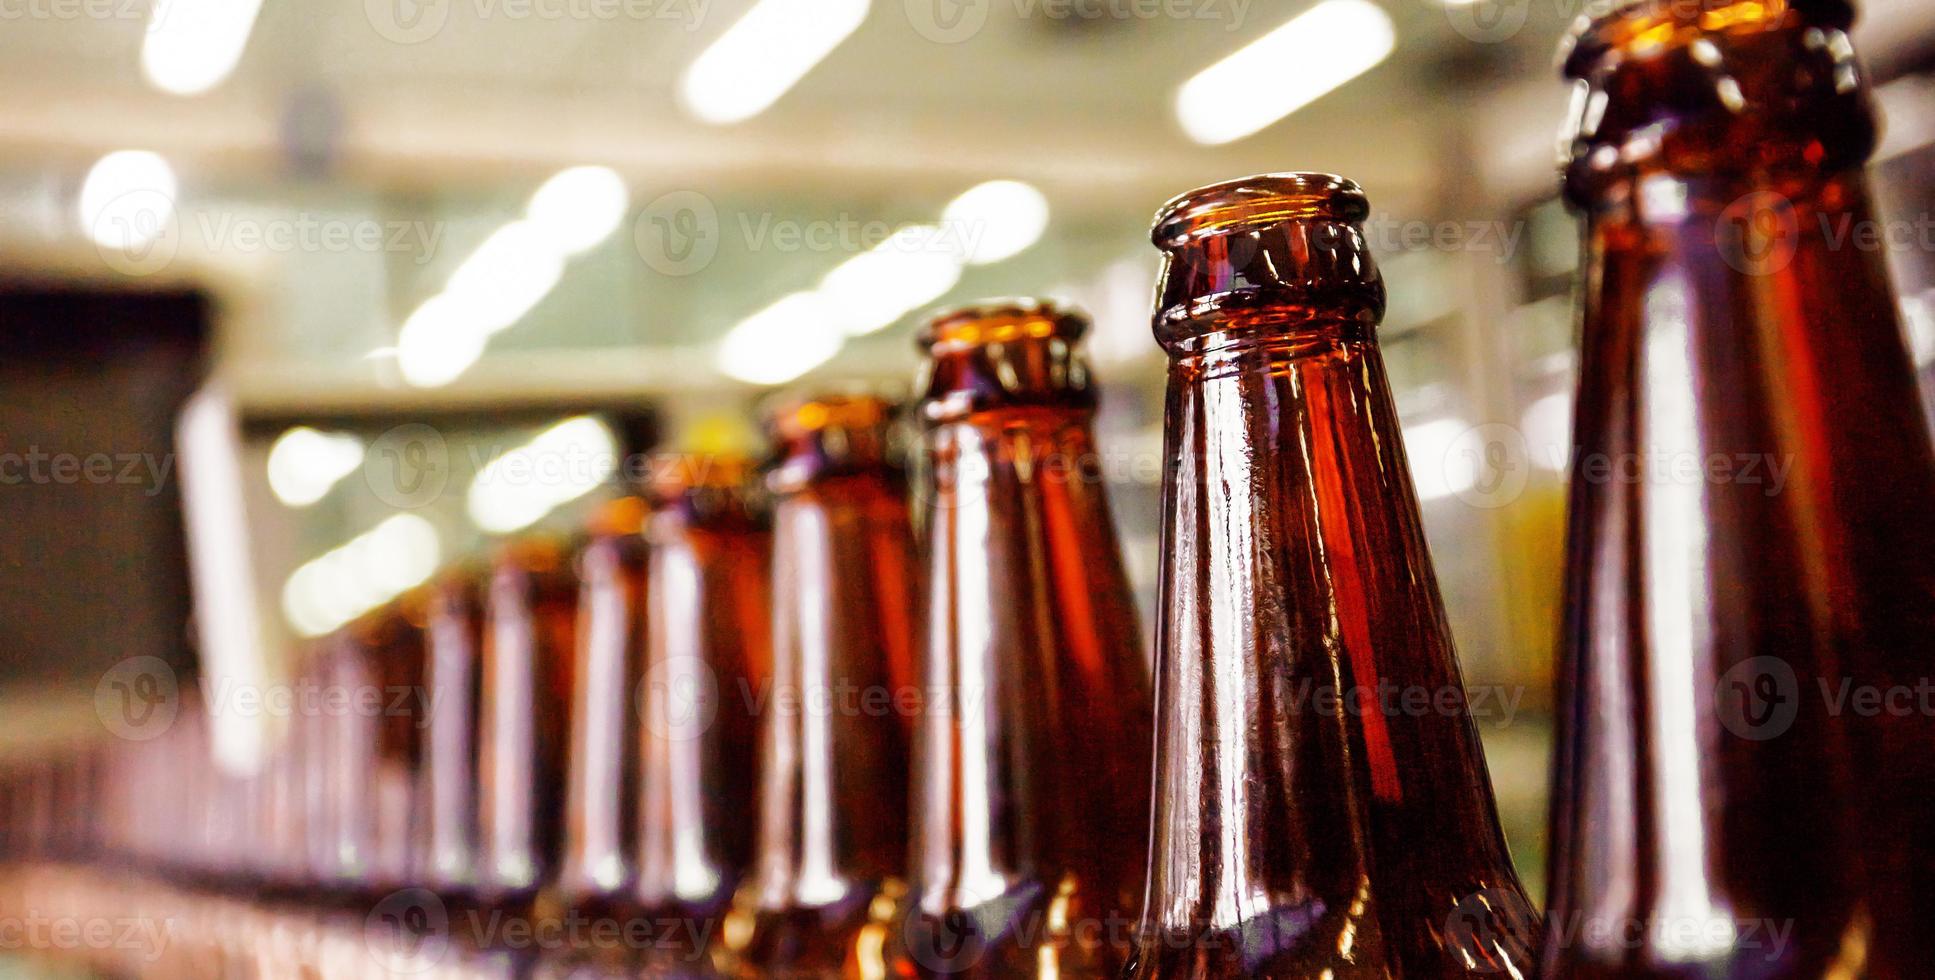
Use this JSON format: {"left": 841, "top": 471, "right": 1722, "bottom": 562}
{"left": 421, "top": 580, "right": 482, "bottom": 891}
{"left": 476, "top": 558, "right": 577, "bottom": 896}
{"left": 1561, "top": 0, "right": 1873, "bottom": 207}
{"left": 636, "top": 509, "right": 772, "bottom": 914}
{"left": 1140, "top": 321, "right": 1530, "bottom": 974}
{"left": 1550, "top": 165, "right": 1935, "bottom": 971}
{"left": 559, "top": 530, "right": 648, "bottom": 901}
{"left": 913, "top": 407, "right": 1151, "bottom": 918}
{"left": 754, "top": 469, "right": 919, "bottom": 910}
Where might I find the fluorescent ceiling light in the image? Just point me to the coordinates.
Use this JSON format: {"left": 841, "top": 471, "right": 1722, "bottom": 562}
{"left": 467, "top": 416, "right": 619, "bottom": 534}
{"left": 142, "top": 0, "right": 267, "bottom": 96}
{"left": 717, "top": 291, "right": 845, "bottom": 385}
{"left": 1405, "top": 418, "right": 1476, "bottom": 502}
{"left": 943, "top": 180, "right": 1051, "bottom": 265}
{"left": 266, "top": 427, "right": 365, "bottom": 507}
{"left": 679, "top": 0, "right": 871, "bottom": 125}
{"left": 445, "top": 220, "right": 567, "bottom": 332}
{"left": 282, "top": 514, "right": 440, "bottom": 637}
{"left": 1175, "top": 0, "right": 1395, "bottom": 145}
{"left": 78, "top": 150, "right": 177, "bottom": 251}
{"left": 818, "top": 225, "right": 964, "bottom": 336}
{"left": 394, "top": 165, "right": 616, "bottom": 388}
{"left": 526, "top": 166, "right": 630, "bottom": 257}
{"left": 396, "top": 294, "right": 490, "bottom": 388}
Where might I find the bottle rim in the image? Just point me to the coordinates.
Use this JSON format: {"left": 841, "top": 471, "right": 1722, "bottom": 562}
{"left": 761, "top": 390, "right": 900, "bottom": 441}
{"left": 1151, "top": 173, "right": 1369, "bottom": 249}
{"left": 916, "top": 298, "right": 1089, "bottom": 354}
{"left": 1558, "top": 0, "right": 1846, "bottom": 78}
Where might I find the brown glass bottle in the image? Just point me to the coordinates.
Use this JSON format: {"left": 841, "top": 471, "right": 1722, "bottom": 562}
{"left": 1125, "top": 175, "right": 1537, "bottom": 979}
{"left": 476, "top": 537, "right": 580, "bottom": 918}
{"left": 418, "top": 568, "right": 486, "bottom": 903}
{"left": 1547, "top": 2, "right": 1935, "bottom": 976}
{"left": 906, "top": 300, "right": 1152, "bottom": 979}
{"left": 317, "top": 598, "right": 430, "bottom": 903}
{"left": 722, "top": 393, "right": 920, "bottom": 979}
{"left": 633, "top": 453, "right": 773, "bottom": 969}
{"left": 554, "top": 495, "right": 652, "bottom": 928}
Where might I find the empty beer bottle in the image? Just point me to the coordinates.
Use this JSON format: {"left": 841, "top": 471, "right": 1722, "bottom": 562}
{"left": 418, "top": 568, "right": 486, "bottom": 904}
{"left": 633, "top": 452, "right": 773, "bottom": 971}
{"left": 723, "top": 393, "right": 920, "bottom": 979}
{"left": 316, "top": 599, "right": 428, "bottom": 904}
{"left": 1125, "top": 175, "right": 1537, "bottom": 978}
{"left": 906, "top": 300, "right": 1152, "bottom": 979}
{"left": 476, "top": 537, "right": 579, "bottom": 921}
{"left": 1547, "top": 2, "right": 1935, "bottom": 975}
{"left": 554, "top": 495, "right": 652, "bottom": 932}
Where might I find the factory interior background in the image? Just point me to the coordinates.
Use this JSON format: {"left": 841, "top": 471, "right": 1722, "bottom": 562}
{"left": 7, "top": 1, "right": 1935, "bottom": 972}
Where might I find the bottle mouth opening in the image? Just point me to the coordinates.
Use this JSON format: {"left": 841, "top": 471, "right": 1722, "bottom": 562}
{"left": 1560, "top": 0, "right": 1837, "bottom": 76}
{"left": 763, "top": 391, "right": 899, "bottom": 442}
{"left": 1151, "top": 173, "right": 1370, "bottom": 249}
{"left": 917, "top": 299, "right": 1089, "bottom": 354}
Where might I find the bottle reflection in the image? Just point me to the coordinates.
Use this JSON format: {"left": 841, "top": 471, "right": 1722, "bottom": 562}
{"left": 1127, "top": 174, "right": 1537, "bottom": 978}
{"left": 723, "top": 393, "right": 919, "bottom": 980}
{"left": 907, "top": 300, "right": 1153, "bottom": 979}
{"left": 1547, "top": 1, "right": 1935, "bottom": 975}
{"left": 633, "top": 452, "right": 773, "bottom": 975}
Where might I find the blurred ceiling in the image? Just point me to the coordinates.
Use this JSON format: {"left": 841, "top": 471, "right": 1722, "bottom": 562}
{"left": 0, "top": 0, "right": 1927, "bottom": 402}
{"left": 0, "top": 0, "right": 1564, "bottom": 198}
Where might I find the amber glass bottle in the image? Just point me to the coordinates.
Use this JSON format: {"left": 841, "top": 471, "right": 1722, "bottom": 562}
{"left": 1547, "top": 2, "right": 1935, "bottom": 975}
{"left": 418, "top": 569, "right": 486, "bottom": 903}
{"left": 722, "top": 393, "right": 920, "bottom": 979}
{"left": 1125, "top": 175, "right": 1537, "bottom": 978}
{"left": 317, "top": 597, "right": 429, "bottom": 903}
{"left": 554, "top": 495, "right": 652, "bottom": 926}
{"left": 633, "top": 453, "right": 773, "bottom": 968}
{"left": 476, "top": 537, "right": 580, "bottom": 918}
{"left": 905, "top": 300, "right": 1151, "bottom": 979}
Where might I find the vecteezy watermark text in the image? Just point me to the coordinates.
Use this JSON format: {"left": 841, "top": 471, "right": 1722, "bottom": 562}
{"left": 0, "top": 912, "right": 177, "bottom": 964}
{"left": 0, "top": 449, "right": 174, "bottom": 496}
{"left": 192, "top": 213, "right": 446, "bottom": 264}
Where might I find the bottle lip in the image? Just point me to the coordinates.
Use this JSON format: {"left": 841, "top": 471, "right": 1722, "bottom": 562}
{"left": 761, "top": 390, "right": 900, "bottom": 443}
{"left": 1559, "top": 0, "right": 1846, "bottom": 78}
{"left": 917, "top": 298, "right": 1089, "bottom": 353}
{"left": 760, "top": 390, "right": 903, "bottom": 490}
{"left": 1151, "top": 173, "right": 1370, "bottom": 249}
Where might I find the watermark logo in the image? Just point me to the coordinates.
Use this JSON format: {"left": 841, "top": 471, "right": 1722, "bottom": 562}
{"left": 365, "top": 0, "right": 453, "bottom": 43}
{"left": 94, "top": 656, "right": 180, "bottom": 741}
{"left": 902, "top": 908, "right": 990, "bottom": 973}
{"left": 1445, "top": 422, "right": 1532, "bottom": 511}
{"left": 88, "top": 188, "right": 180, "bottom": 278}
{"left": 634, "top": 190, "right": 720, "bottom": 276}
{"left": 364, "top": 888, "right": 452, "bottom": 974}
{"left": 1716, "top": 191, "right": 1799, "bottom": 277}
{"left": 639, "top": 655, "right": 720, "bottom": 741}
{"left": 904, "top": 0, "right": 991, "bottom": 42}
{"left": 365, "top": 423, "right": 452, "bottom": 509}
{"left": 1443, "top": 888, "right": 1538, "bottom": 973}
{"left": 1444, "top": 0, "right": 1531, "bottom": 44}
{"left": 1714, "top": 656, "right": 1800, "bottom": 741}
